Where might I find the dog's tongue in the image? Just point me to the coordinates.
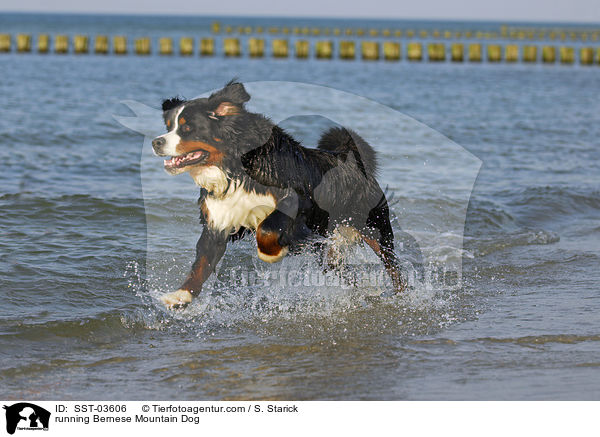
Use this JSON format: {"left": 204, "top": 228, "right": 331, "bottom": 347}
{"left": 164, "top": 150, "right": 207, "bottom": 168}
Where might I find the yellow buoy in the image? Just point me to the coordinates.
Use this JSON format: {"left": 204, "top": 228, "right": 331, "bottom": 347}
{"left": 248, "top": 38, "right": 264, "bottom": 57}
{"left": 450, "top": 43, "right": 464, "bottom": 62}
{"left": 180, "top": 37, "right": 194, "bottom": 56}
{"left": 0, "top": 34, "right": 11, "bottom": 52}
{"left": 315, "top": 41, "right": 333, "bottom": 59}
{"left": 200, "top": 38, "right": 214, "bottom": 56}
{"left": 74, "top": 35, "right": 88, "bottom": 54}
{"left": 113, "top": 36, "right": 127, "bottom": 54}
{"left": 339, "top": 41, "right": 356, "bottom": 60}
{"left": 94, "top": 35, "right": 109, "bottom": 54}
{"left": 361, "top": 41, "right": 379, "bottom": 60}
{"left": 522, "top": 45, "right": 537, "bottom": 62}
{"left": 541, "top": 46, "right": 556, "bottom": 63}
{"left": 427, "top": 43, "right": 445, "bottom": 61}
{"left": 272, "top": 39, "right": 288, "bottom": 58}
{"left": 579, "top": 47, "right": 593, "bottom": 65}
{"left": 295, "top": 40, "right": 309, "bottom": 58}
{"left": 135, "top": 37, "right": 151, "bottom": 55}
{"left": 505, "top": 45, "right": 519, "bottom": 62}
{"left": 37, "top": 34, "right": 49, "bottom": 53}
{"left": 159, "top": 37, "right": 173, "bottom": 55}
{"left": 383, "top": 42, "right": 401, "bottom": 61}
{"left": 407, "top": 42, "right": 422, "bottom": 61}
{"left": 559, "top": 47, "right": 574, "bottom": 64}
{"left": 468, "top": 43, "right": 482, "bottom": 62}
{"left": 487, "top": 44, "right": 502, "bottom": 62}
{"left": 17, "top": 34, "right": 31, "bottom": 52}
{"left": 211, "top": 22, "right": 221, "bottom": 34}
{"left": 55, "top": 35, "right": 69, "bottom": 54}
{"left": 224, "top": 38, "right": 241, "bottom": 57}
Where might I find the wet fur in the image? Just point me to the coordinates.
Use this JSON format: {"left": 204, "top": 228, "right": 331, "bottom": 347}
{"left": 153, "top": 80, "right": 404, "bottom": 308}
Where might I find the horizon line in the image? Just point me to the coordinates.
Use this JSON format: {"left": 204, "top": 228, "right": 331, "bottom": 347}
{"left": 1, "top": 9, "right": 599, "bottom": 26}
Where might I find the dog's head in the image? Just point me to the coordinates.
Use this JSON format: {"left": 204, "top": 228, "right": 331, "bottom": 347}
{"left": 152, "top": 80, "right": 270, "bottom": 178}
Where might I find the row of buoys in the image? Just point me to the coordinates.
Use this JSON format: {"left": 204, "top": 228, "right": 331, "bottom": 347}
{"left": 0, "top": 34, "right": 598, "bottom": 64}
{"left": 211, "top": 22, "right": 600, "bottom": 42}
{"left": 0, "top": 34, "right": 217, "bottom": 55}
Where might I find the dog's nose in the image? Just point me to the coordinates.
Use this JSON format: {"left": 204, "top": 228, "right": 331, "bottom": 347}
{"left": 152, "top": 137, "right": 166, "bottom": 155}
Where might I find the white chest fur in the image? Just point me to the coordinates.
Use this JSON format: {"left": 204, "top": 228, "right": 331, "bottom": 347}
{"left": 191, "top": 166, "right": 276, "bottom": 232}
{"left": 204, "top": 187, "right": 276, "bottom": 232}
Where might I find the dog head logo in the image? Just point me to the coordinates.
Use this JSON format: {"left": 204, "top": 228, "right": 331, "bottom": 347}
{"left": 3, "top": 403, "right": 50, "bottom": 434}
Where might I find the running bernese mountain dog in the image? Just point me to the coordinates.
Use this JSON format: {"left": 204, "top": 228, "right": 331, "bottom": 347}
{"left": 152, "top": 80, "right": 405, "bottom": 308}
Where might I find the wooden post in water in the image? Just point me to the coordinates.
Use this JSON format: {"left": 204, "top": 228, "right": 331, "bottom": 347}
{"left": 468, "top": 43, "right": 482, "bottom": 62}
{"left": 339, "top": 41, "right": 355, "bottom": 60}
{"left": 558, "top": 47, "right": 574, "bottom": 64}
{"left": 135, "top": 38, "right": 151, "bottom": 55}
{"left": 159, "top": 38, "right": 173, "bottom": 55}
{"left": 55, "top": 35, "right": 69, "bottom": 54}
{"left": 361, "top": 41, "right": 379, "bottom": 60}
{"left": 487, "top": 44, "right": 502, "bottom": 62}
{"left": 315, "top": 41, "right": 333, "bottom": 59}
{"left": 211, "top": 22, "right": 221, "bottom": 34}
{"left": 504, "top": 45, "right": 518, "bottom": 62}
{"left": 272, "top": 39, "right": 288, "bottom": 58}
{"left": 17, "top": 34, "right": 31, "bottom": 52}
{"left": 579, "top": 47, "right": 593, "bottom": 65}
{"left": 295, "top": 40, "right": 309, "bottom": 58}
{"left": 200, "top": 38, "right": 214, "bottom": 56}
{"left": 113, "top": 36, "right": 127, "bottom": 54}
{"left": 427, "top": 43, "right": 445, "bottom": 61}
{"left": 94, "top": 36, "right": 109, "bottom": 54}
{"left": 383, "top": 42, "right": 400, "bottom": 61}
{"left": 74, "top": 35, "right": 89, "bottom": 54}
{"left": 522, "top": 46, "right": 537, "bottom": 62}
{"left": 0, "top": 34, "right": 11, "bottom": 52}
{"left": 180, "top": 37, "right": 193, "bottom": 56}
{"left": 37, "top": 34, "right": 49, "bottom": 53}
{"left": 248, "top": 38, "right": 264, "bottom": 57}
{"left": 451, "top": 43, "right": 464, "bottom": 62}
{"left": 407, "top": 42, "right": 422, "bottom": 61}
{"left": 542, "top": 46, "right": 556, "bottom": 63}
{"left": 224, "top": 38, "right": 241, "bottom": 57}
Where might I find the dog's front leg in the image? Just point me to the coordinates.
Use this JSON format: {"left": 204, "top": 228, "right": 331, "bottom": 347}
{"left": 256, "top": 195, "right": 311, "bottom": 263}
{"left": 160, "top": 227, "right": 228, "bottom": 309}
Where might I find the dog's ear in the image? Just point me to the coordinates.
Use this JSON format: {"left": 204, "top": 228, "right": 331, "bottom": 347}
{"left": 211, "top": 80, "right": 250, "bottom": 106}
{"left": 162, "top": 97, "right": 186, "bottom": 112}
{"left": 214, "top": 101, "right": 241, "bottom": 116}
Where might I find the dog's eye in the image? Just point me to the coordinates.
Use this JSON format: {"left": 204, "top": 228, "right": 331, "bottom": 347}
{"left": 181, "top": 124, "right": 192, "bottom": 133}
{"left": 207, "top": 111, "right": 218, "bottom": 120}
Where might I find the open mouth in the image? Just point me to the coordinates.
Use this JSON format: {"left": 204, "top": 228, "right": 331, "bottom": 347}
{"left": 164, "top": 149, "right": 209, "bottom": 169}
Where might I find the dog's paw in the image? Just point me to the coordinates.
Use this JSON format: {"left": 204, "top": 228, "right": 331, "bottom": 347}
{"left": 160, "top": 289, "right": 193, "bottom": 309}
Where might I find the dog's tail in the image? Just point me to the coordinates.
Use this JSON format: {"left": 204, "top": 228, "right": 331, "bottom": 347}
{"left": 317, "top": 127, "right": 378, "bottom": 178}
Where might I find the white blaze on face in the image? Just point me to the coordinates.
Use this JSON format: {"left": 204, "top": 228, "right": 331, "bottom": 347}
{"left": 153, "top": 105, "right": 184, "bottom": 156}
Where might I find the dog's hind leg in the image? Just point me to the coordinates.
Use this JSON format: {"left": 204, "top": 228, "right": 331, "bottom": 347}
{"left": 362, "top": 205, "right": 406, "bottom": 294}
{"left": 161, "top": 227, "right": 228, "bottom": 309}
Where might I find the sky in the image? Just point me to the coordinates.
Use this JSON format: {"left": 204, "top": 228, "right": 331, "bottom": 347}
{"left": 1, "top": 0, "right": 599, "bottom": 23}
